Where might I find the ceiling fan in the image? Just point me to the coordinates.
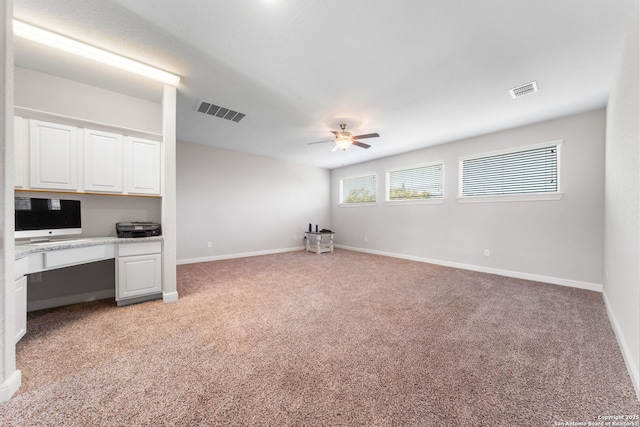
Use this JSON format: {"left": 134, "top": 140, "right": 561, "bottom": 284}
{"left": 308, "top": 124, "right": 380, "bottom": 152}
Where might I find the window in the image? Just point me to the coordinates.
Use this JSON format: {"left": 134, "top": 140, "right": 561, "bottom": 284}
{"left": 340, "top": 174, "right": 377, "bottom": 204}
{"left": 386, "top": 162, "right": 443, "bottom": 202}
{"left": 460, "top": 142, "right": 560, "bottom": 199}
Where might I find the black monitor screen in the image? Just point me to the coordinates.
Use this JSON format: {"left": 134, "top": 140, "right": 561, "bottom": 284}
{"left": 15, "top": 197, "right": 81, "bottom": 231}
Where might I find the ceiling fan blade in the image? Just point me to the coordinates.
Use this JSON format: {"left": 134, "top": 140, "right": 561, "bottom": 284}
{"left": 307, "top": 139, "right": 334, "bottom": 145}
{"left": 330, "top": 130, "right": 338, "bottom": 136}
{"left": 352, "top": 132, "right": 380, "bottom": 140}
{"left": 352, "top": 141, "right": 371, "bottom": 149}
{"left": 331, "top": 144, "right": 340, "bottom": 152}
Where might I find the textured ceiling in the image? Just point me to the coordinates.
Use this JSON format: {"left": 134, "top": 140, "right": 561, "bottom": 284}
{"left": 13, "top": 0, "right": 636, "bottom": 169}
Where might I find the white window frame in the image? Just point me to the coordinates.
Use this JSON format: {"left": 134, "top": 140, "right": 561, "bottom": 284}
{"left": 339, "top": 172, "right": 378, "bottom": 207}
{"left": 458, "top": 141, "right": 563, "bottom": 203}
{"left": 385, "top": 161, "right": 445, "bottom": 205}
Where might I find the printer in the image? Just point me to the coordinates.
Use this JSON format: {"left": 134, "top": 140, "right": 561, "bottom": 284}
{"left": 116, "top": 222, "right": 162, "bottom": 238}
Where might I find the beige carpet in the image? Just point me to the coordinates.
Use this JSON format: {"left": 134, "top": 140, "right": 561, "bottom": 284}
{"left": 0, "top": 249, "right": 638, "bottom": 426}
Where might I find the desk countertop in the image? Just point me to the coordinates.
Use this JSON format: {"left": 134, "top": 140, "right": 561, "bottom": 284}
{"left": 15, "top": 236, "right": 163, "bottom": 259}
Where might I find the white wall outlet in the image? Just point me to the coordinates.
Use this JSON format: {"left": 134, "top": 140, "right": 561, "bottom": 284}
{"left": 364, "top": 236, "right": 368, "bottom": 242}
{"left": 207, "top": 241, "right": 212, "bottom": 248}
{"left": 484, "top": 249, "right": 490, "bottom": 257}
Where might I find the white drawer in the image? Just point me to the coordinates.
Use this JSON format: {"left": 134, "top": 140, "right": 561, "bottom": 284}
{"left": 118, "top": 241, "right": 162, "bottom": 257}
{"left": 44, "top": 245, "right": 108, "bottom": 269}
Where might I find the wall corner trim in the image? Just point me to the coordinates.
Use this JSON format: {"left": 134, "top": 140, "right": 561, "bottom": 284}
{"left": 162, "top": 291, "right": 179, "bottom": 303}
{"left": 0, "top": 370, "right": 21, "bottom": 402}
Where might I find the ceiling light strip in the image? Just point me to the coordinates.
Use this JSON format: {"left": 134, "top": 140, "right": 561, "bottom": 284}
{"left": 13, "top": 20, "right": 180, "bottom": 86}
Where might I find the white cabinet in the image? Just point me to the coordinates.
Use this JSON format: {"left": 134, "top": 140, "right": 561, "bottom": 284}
{"left": 14, "top": 276, "right": 27, "bottom": 344}
{"left": 14, "top": 116, "right": 25, "bottom": 188}
{"left": 83, "top": 129, "right": 123, "bottom": 193}
{"left": 29, "top": 119, "right": 79, "bottom": 191}
{"left": 15, "top": 257, "right": 29, "bottom": 344}
{"left": 15, "top": 117, "right": 161, "bottom": 196}
{"left": 125, "top": 137, "right": 161, "bottom": 195}
{"left": 116, "top": 241, "right": 162, "bottom": 303}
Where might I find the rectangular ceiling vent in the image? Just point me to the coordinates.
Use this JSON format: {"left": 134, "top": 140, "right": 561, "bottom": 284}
{"left": 509, "top": 81, "right": 538, "bottom": 99}
{"left": 197, "top": 101, "right": 246, "bottom": 122}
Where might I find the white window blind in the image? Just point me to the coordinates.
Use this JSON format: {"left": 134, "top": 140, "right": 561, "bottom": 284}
{"left": 387, "top": 163, "right": 443, "bottom": 201}
{"left": 340, "top": 174, "right": 377, "bottom": 204}
{"left": 461, "top": 145, "right": 558, "bottom": 197}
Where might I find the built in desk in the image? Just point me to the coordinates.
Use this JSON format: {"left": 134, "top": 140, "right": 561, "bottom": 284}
{"left": 14, "top": 236, "right": 164, "bottom": 343}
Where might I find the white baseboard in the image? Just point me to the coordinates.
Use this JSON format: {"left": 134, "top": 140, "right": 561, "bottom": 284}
{"left": 335, "top": 245, "right": 603, "bottom": 292}
{"left": 0, "top": 370, "right": 21, "bottom": 403}
{"left": 27, "top": 290, "right": 115, "bottom": 312}
{"left": 603, "top": 291, "right": 640, "bottom": 401}
{"left": 177, "top": 246, "right": 305, "bottom": 265}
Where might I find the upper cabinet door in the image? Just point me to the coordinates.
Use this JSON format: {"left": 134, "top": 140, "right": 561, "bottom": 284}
{"left": 83, "top": 129, "right": 123, "bottom": 193}
{"left": 125, "top": 136, "right": 161, "bottom": 195}
{"left": 29, "top": 119, "right": 79, "bottom": 191}
{"left": 14, "top": 116, "right": 25, "bottom": 189}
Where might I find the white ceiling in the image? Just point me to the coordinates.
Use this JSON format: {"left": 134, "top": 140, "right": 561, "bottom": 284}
{"left": 13, "top": 0, "right": 635, "bottom": 169}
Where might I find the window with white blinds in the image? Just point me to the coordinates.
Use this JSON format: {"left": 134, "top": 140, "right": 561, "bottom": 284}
{"left": 340, "top": 174, "right": 377, "bottom": 204}
{"left": 386, "top": 162, "right": 443, "bottom": 201}
{"left": 461, "top": 143, "right": 559, "bottom": 197}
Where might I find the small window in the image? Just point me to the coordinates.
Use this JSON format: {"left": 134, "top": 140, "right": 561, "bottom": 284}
{"left": 386, "top": 162, "right": 443, "bottom": 202}
{"left": 460, "top": 143, "right": 560, "bottom": 198}
{"left": 340, "top": 174, "right": 377, "bottom": 204}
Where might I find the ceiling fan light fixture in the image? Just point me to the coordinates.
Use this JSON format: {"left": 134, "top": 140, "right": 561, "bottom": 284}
{"left": 336, "top": 138, "right": 352, "bottom": 151}
{"left": 335, "top": 132, "right": 352, "bottom": 150}
{"left": 307, "top": 123, "right": 378, "bottom": 151}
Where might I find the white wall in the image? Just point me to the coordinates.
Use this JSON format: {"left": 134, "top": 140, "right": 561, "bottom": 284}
{"left": 0, "top": 0, "right": 21, "bottom": 402}
{"left": 604, "top": 0, "right": 639, "bottom": 398}
{"left": 15, "top": 67, "right": 161, "bottom": 133}
{"left": 176, "top": 141, "right": 331, "bottom": 262}
{"left": 332, "top": 109, "right": 605, "bottom": 289}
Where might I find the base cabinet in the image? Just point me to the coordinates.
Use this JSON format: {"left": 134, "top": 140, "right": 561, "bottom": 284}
{"left": 14, "top": 256, "right": 29, "bottom": 344}
{"left": 116, "top": 242, "right": 162, "bottom": 304}
{"left": 14, "top": 276, "right": 27, "bottom": 344}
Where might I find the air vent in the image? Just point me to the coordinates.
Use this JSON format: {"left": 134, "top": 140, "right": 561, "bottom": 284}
{"left": 196, "top": 101, "right": 246, "bottom": 122}
{"left": 509, "top": 81, "right": 538, "bottom": 99}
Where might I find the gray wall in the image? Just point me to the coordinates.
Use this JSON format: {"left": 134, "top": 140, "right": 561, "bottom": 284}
{"left": 604, "top": 0, "right": 639, "bottom": 397}
{"left": 176, "top": 141, "right": 331, "bottom": 262}
{"left": 332, "top": 109, "right": 605, "bottom": 288}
